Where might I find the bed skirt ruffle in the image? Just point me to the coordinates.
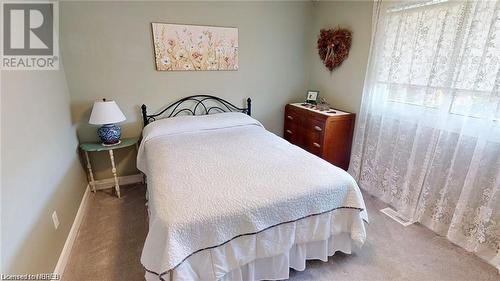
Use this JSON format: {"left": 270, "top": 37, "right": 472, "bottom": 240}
{"left": 145, "top": 208, "right": 366, "bottom": 281}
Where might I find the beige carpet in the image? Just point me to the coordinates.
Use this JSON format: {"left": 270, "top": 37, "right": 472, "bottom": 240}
{"left": 63, "top": 184, "right": 498, "bottom": 281}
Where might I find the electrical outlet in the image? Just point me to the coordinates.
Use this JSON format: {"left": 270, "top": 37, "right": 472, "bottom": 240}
{"left": 52, "top": 211, "right": 60, "bottom": 229}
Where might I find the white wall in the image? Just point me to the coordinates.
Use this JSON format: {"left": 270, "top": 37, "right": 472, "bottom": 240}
{"left": 60, "top": 1, "right": 312, "bottom": 179}
{"left": 60, "top": 1, "right": 373, "bottom": 179}
{"left": 307, "top": 1, "right": 373, "bottom": 115}
{"left": 1, "top": 65, "right": 88, "bottom": 273}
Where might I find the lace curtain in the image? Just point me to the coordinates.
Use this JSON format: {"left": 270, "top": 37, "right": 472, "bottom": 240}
{"left": 349, "top": 0, "right": 500, "bottom": 271}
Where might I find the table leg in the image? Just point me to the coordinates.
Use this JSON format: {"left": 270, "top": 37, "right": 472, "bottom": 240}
{"left": 109, "top": 149, "right": 121, "bottom": 198}
{"left": 84, "top": 151, "right": 96, "bottom": 192}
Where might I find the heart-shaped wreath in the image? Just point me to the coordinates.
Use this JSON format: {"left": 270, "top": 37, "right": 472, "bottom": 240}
{"left": 317, "top": 28, "right": 352, "bottom": 72}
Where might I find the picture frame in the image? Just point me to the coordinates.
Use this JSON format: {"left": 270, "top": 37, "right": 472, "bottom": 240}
{"left": 305, "top": 90, "right": 320, "bottom": 104}
{"left": 151, "top": 22, "right": 238, "bottom": 71}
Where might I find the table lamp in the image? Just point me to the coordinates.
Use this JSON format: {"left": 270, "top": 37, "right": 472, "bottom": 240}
{"left": 89, "top": 98, "right": 126, "bottom": 146}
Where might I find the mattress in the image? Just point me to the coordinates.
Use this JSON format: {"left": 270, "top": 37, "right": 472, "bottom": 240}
{"left": 137, "top": 112, "right": 368, "bottom": 280}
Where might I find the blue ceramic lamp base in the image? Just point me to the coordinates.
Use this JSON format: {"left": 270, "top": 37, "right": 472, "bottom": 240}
{"left": 98, "top": 124, "right": 122, "bottom": 145}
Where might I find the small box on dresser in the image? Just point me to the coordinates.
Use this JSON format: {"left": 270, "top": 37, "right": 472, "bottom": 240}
{"left": 284, "top": 103, "right": 355, "bottom": 170}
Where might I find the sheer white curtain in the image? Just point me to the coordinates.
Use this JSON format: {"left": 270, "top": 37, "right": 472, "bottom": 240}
{"left": 349, "top": 0, "right": 500, "bottom": 271}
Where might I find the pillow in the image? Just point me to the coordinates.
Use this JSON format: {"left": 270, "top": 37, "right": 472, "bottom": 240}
{"left": 137, "top": 112, "right": 263, "bottom": 173}
{"left": 142, "top": 112, "right": 263, "bottom": 144}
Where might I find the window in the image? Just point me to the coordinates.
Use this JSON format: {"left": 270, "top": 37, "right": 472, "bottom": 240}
{"left": 374, "top": 0, "right": 500, "bottom": 120}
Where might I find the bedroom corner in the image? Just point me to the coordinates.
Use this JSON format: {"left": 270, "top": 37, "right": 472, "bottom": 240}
{"left": 2, "top": 0, "right": 499, "bottom": 280}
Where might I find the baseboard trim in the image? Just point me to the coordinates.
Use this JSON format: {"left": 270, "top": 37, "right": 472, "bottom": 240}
{"left": 54, "top": 184, "right": 91, "bottom": 276}
{"left": 93, "top": 174, "right": 144, "bottom": 190}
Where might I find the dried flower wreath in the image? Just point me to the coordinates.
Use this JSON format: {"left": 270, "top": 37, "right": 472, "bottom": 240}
{"left": 317, "top": 28, "right": 352, "bottom": 72}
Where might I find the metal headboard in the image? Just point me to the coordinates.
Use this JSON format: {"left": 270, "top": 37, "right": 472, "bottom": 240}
{"left": 141, "top": 95, "right": 252, "bottom": 127}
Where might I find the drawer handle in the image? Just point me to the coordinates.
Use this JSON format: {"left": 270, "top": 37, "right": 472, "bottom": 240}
{"left": 314, "top": 126, "right": 322, "bottom": 132}
{"left": 313, "top": 142, "right": 321, "bottom": 148}
{"left": 286, "top": 129, "right": 293, "bottom": 134}
{"left": 287, "top": 115, "right": 294, "bottom": 120}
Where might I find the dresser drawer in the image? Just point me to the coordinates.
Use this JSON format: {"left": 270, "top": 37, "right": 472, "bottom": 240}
{"left": 284, "top": 106, "right": 303, "bottom": 145}
{"left": 304, "top": 118, "right": 325, "bottom": 135}
{"left": 306, "top": 137, "right": 323, "bottom": 156}
{"left": 284, "top": 119, "right": 299, "bottom": 144}
{"left": 284, "top": 106, "right": 302, "bottom": 123}
{"left": 303, "top": 119, "right": 325, "bottom": 156}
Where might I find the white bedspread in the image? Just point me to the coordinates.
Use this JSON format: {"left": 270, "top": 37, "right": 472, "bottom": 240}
{"left": 137, "top": 112, "right": 367, "bottom": 278}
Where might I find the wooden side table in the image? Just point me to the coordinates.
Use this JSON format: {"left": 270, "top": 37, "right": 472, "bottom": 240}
{"left": 80, "top": 137, "right": 140, "bottom": 198}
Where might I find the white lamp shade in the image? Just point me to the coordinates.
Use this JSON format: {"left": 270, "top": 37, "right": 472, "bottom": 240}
{"left": 89, "top": 100, "right": 126, "bottom": 125}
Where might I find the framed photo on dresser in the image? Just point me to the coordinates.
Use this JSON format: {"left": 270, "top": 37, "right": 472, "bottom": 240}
{"left": 305, "top": 90, "right": 320, "bottom": 104}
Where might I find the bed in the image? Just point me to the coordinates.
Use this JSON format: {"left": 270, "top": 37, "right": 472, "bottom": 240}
{"left": 137, "top": 95, "right": 368, "bottom": 281}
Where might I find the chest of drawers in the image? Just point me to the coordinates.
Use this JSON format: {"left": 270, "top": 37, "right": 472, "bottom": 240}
{"left": 284, "top": 104, "right": 355, "bottom": 170}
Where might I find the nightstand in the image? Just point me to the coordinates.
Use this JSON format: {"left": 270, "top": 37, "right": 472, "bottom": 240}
{"left": 80, "top": 137, "right": 140, "bottom": 198}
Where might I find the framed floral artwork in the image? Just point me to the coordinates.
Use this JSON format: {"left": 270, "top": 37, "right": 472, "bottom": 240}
{"left": 151, "top": 23, "right": 238, "bottom": 71}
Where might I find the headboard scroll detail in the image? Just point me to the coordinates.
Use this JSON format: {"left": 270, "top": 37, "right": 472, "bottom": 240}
{"left": 141, "top": 95, "right": 252, "bottom": 127}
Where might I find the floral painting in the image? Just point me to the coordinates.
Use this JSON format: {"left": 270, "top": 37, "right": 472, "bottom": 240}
{"left": 152, "top": 23, "right": 238, "bottom": 71}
